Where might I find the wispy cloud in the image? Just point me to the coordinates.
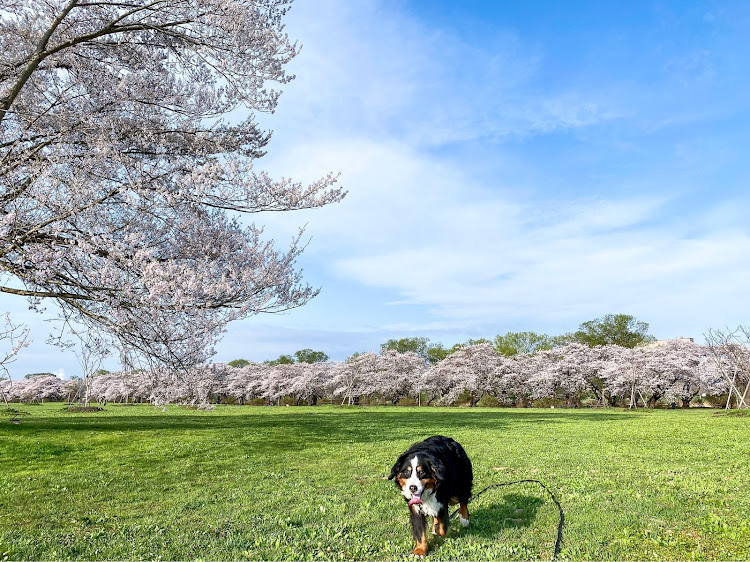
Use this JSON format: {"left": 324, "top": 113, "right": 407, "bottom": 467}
{"left": 4, "top": 0, "right": 750, "bottom": 372}
{"left": 256, "top": 130, "right": 750, "bottom": 346}
{"left": 267, "top": 0, "right": 620, "bottom": 148}
{"left": 239, "top": 0, "right": 750, "bottom": 354}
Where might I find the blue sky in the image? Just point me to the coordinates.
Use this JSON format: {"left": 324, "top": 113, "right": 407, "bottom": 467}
{"left": 4, "top": 0, "right": 750, "bottom": 376}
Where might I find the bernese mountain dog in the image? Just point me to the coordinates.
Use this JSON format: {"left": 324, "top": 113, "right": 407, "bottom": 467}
{"left": 389, "top": 435, "right": 473, "bottom": 556}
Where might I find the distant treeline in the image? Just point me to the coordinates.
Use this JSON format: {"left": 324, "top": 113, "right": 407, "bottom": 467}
{"left": 3, "top": 337, "right": 747, "bottom": 409}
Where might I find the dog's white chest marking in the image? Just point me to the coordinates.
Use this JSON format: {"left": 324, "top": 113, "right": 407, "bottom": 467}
{"left": 412, "top": 489, "right": 442, "bottom": 518}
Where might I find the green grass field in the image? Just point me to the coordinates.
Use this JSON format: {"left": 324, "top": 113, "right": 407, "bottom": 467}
{"left": 1, "top": 405, "right": 749, "bottom": 561}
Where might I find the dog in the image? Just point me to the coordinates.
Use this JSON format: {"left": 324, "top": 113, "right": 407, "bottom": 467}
{"left": 388, "top": 435, "right": 473, "bottom": 556}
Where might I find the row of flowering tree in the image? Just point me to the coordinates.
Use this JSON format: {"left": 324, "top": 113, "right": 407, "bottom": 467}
{"left": 5, "top": 338, "right": 743, "bottom": 408}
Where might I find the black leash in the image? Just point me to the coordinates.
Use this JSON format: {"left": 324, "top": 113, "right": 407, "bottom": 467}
{"left": 449, "top": 478, "right": 564, "bottom": 559}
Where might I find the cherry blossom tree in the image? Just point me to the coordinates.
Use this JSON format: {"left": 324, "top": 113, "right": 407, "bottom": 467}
{"left": 598, "top": 346, "right": 645, "bottom": 407}
{"left": 585, "top": 345, "right": 629, "bottom": 407}
{"left": 628, "top": 340, "right": 714, "bottom": 408}
{"left": 188, "top": 362, "right": 229, "bottom": 405}
{"left": 286, "top": 361, "right": 334, "bottom": 405}
{"left": 420, "top": 356, "right": 454, "bottom": 405}
{"left": 668, "top": 355, "right": 725, "bottom": 408}
{"left": 645, "top": 339, "right": 717, "bottom": 408}
{"left": 3, "top": 336, "right": 733, "bottom": 409}
{"left": 148, "top": 362, "right": 228, "bottom": 406}
{"left": 0, "top": 0, "right": 344, "bottom": 368}
{"left": 0, "top": 378, "right": 10, "bottom": 402}
{"left": 68, "top": 329, "right": 108, "bottom": 407}
{"left": 257, "top": 362, "right": 333, "bottom": 405}
{"left": 365, "top": 350, "right": 426, "bottom": 405}
{"left": 595, "top": 341, "right": 719, "bottom": 409}
{"left": 15, "top": 374, "right": 64, "bottom": 403}
{"left": 259, "top": 362, "right": 294, "bottom": 404}
{"left": 89, "top": 371, "right": 126, "bottom": 406}
{"left": 332, "top": 352, "right": 379, "bottom": 405}
{"left": 0, "top": 313, "right": 30, "bottom": 406}
{"left": 639, "top": 347, "right": 678, "bottom": 408}
{"left": 705, "top": 327, "right": 750, "bottom": 409}
{"left": 423, "top": 343, "right": 502, "bottom": 407}
{"left": 125, "top": 370, "right": 158, "bottom": 404}
{"left": 526, "top": 343, "right": 601, "bottom": 407}
{"left": 62, "top": 377, "right": 81, "bottom": 404}
{"left": 225, "top": 361, "right": 265, "bottom": 405}
{"left": 0, "top": 374, "right": 65, "bottom": 403}
{"left": 494, "top": 354, "right": 530, "bottom": 406}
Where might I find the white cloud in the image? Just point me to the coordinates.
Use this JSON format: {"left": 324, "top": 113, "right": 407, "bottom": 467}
{"left": 5, "top": 0, "right": 750, "bottom": 372}
{"left": 263, "top": 0, "right": 619, "bottom": 149}
{"left": 253, "top": 128, "right": 750, "bottom": 347}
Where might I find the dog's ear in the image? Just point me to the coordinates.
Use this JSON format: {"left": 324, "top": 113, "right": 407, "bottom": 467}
{"left": 388, "top": 454, "right": 407, "bottom": 480}
{"left": 426, "top": 456, "right": 446, "bottom": 485}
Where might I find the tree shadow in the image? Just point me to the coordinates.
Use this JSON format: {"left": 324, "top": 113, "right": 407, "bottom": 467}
{"left": 463, "top": 493, "right": 545, "bottom": 534}
{"left": 428, "top": 493, "right": 546, "bottom": 555}
{"left": 5, "top": 405, "right": 636, "bottom": 430}
{"left": 1, "top": 406, "right": 640, "bottom": 459}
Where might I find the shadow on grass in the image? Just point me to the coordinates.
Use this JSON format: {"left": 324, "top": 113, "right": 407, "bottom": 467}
{"left": 464, "top": 493, "right": 546, "bottom": 533}
{"left": 425, "top": 493, "right": 546, "bottom": 556}
{"left": 2, "top": 407, "right": 640, "bottom": 456}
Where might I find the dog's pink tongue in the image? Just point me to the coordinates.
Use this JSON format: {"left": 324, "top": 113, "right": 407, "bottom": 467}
{"left": 408, "top": 496, "right": 423, "bottom": 506}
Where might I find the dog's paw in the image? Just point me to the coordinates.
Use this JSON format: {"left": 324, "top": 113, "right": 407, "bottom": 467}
{"left": 459, "top": 515, "right": 470, "bottom": 528}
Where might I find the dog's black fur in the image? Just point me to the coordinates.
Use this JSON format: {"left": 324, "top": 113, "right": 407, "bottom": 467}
{"left": 389, "top": 436, "right": 473, "bottom": 556}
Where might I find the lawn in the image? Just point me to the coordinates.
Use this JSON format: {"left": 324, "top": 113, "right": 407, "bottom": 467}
{"left": 1, "top": 404, "right": 748, "bottom": 561}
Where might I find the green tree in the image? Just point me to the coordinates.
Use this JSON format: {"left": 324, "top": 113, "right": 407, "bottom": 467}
{"left": 380, "top": 337, "right": 454, "bottom": 364}
{"left": 264, "top": 354, "right": 295, "bottom": 366}
{"left": 570, "top": 314, "right": 655, "bottom": 348}
{"left": 493, "top": 331, "right": 555, "bottom": 356}
{"left": 449, "top": 338, "right": 492, "bottom": 354}
{"left": 294, "top": 349, "right": 329, "bottom": 364}
{"left": 228, "top": 359, "right": 250, "bottom": 368}
{"left": 426, "top": 344, "right": 450, "bottom": 365}
{"left": 380, "top": 337, "right": 431, "bottom": 359}
{"left": 24, "top": 372, "right": 55, "bottom": 379}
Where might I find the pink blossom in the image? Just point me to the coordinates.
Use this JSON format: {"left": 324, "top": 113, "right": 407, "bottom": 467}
{"left": 1, "top": 1, "right": 345, "bottom": 368}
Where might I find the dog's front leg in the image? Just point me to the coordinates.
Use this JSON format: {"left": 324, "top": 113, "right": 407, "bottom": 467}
{"left": 410, "top": 508, "right": 428, "bottom": 556}
{"left": 432, "top": 506, "right": 449, "bottom": 536}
